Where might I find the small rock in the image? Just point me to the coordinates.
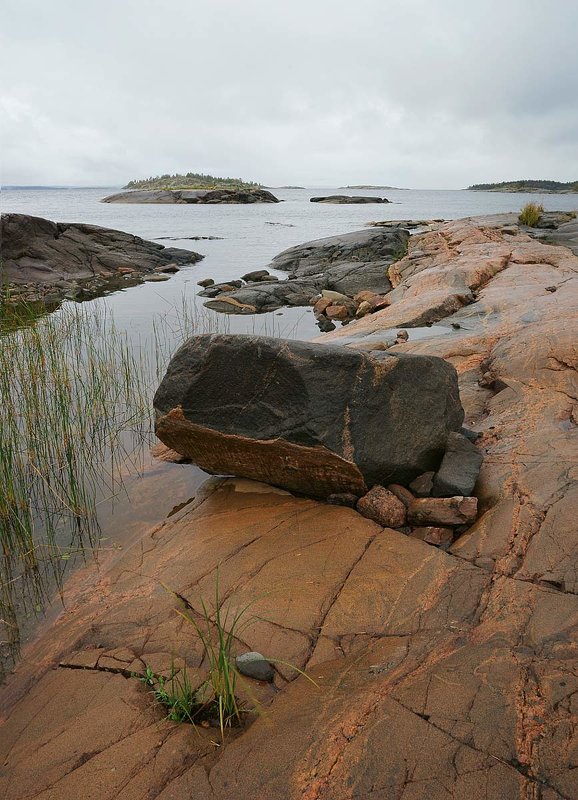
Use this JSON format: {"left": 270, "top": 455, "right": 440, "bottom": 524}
{"left": 156, "top": 264, "right": 180, "bottom": 274}
{"left": 145, "top": 273, "right": 171, "bottom": 282}
{"left": 356, "top": 301, "right": 372, "bottom": 318}
{"left": 242, "top": 269, "right": 271, "bottom": 282}
{"left": 313, "top": 296, "right": 333, "bottom": 316}
{"left": 201, "top": 281, "right": 243, "bottom": 298}
{"left": 197, "top": 278, "right": 215, "bottom": 288}
{"left": 357, "top": 486, "right": 407, "bottom": 528}
{"left": 316, "top": 318, "right": 337, "bottom": 332}
{"left": 321, "top": 289, "right": 352, "bottom": 304}
{"left": 354, "top": 290, "right": 378, "bottom": 304}
{"left": 368, "top": 295, "right": 390, "bottom": 311}
{"left": 236, "top": 652, "right": 274, "bottom": 682}
{"left": 386, "top": 483, "right": 415, "bottom": 508}
{"left": 545, "top": 286, "right": 557, "bottom": 293}
{"left": 410, "top": 526, "right": 454, "bottom": 547}
{"left": 117, "top": 267, "right": 135, "bottom": 275}
{"left": 409, "top": 472, "right": 435, "bottom": 497}
{"left": 396, "top": 330, "right": 409, "bottom": 343}
{"left": 432, "top": 432, "right": 483, "bottom": 497}
{"left": 327, "top": 493, "right": 359, "bottom": 508}
{"left": 326, "top": 304, "right": 351, "bottom": 321}
{"left": 408, "top": 496, "right": 478, "bottom": 526}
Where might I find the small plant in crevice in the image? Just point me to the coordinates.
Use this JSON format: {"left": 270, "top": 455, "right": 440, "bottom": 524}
{"left": 137, "top": 664, "right": 197, "bottom": 724}
{"left": 154, "top": 573, "right": 319, "bottom": 740}
{"left": 518, "top": 202, "right": 544, "bottom": 227}
{"left": 173, "top": 576, "right": 257, "bottom": 736}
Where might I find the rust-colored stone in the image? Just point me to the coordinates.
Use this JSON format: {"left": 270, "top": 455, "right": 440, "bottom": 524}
{"left": 357, "top": 486, "right": 407, "bottom": 528}
{"left": 156, "top": 408, "right": 367, "bottom": 498}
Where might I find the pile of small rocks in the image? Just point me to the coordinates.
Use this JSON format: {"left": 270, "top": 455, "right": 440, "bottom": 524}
{"left": 312, "top": 289, "right": 392, "bottom": 331}
{"left": 330, "top": 429, "right": 483, "bottom": 550}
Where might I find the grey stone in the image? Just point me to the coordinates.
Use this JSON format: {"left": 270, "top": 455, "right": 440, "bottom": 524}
{"left": 236, "top": 652, "right": 274, "bottom": 682}
{"left": 432, "top": 432, "right": 483, "bottom": 497}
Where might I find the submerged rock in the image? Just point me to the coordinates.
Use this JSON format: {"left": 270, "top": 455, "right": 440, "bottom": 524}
{"left": 153, "top": 334, "right": 464, "bottom": 497}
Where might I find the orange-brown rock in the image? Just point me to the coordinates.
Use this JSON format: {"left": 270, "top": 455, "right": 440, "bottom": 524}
{"left": 356, "top": 485, "right": 407, "bottom": 527}
{"left": 325, "top": 303, "right": 350, "bottom": 320}
{"left": 408, "top": 495, "right": 478, "bottom": 526}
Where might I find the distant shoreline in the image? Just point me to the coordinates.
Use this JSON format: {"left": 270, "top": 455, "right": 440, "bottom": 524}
{"left": 468, "top": 180, "right": 578, "bottom": 194}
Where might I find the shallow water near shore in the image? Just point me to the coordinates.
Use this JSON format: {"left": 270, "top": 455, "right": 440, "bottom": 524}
{"left": 1, "top": 185, "right": 577, "bottom": 674}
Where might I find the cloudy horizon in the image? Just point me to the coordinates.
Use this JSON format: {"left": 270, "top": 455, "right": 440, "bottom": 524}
{"left": 2, "top": 0, "right": 577, "bottom": 189}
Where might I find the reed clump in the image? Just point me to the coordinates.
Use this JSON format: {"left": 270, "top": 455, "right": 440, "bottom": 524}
{"left": 0, "top": 303, "right": 151, "bottom": 663}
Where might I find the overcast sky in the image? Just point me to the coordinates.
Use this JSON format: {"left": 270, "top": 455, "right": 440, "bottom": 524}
{"left": 1, "top": 0, "right": 577, "bottom": 188}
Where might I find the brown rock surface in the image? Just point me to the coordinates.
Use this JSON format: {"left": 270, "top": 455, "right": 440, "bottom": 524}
{"left": 1, "top": 216, "right": 577, "bottom": 799}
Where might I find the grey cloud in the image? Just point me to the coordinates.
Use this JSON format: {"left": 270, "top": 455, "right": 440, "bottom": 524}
{"left": 1, "top": 0, "right": 577, "bottom": 187}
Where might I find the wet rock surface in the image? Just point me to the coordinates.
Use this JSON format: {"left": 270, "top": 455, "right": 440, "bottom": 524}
{"left": 1, "top": 213, "right": 203, "bottom": 303}
{"left": 153, "top": 334, "right": 464, "bottom": 497}
{"left": 101, "top": 188, "right": 279, "bottom": 204}
{"left": 1, "top": 215, "right": 577, "bottom": 799}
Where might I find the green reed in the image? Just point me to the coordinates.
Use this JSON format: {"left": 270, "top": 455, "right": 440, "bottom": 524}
{"left": 0, "top": 304, "right": 154, "bottom": 654}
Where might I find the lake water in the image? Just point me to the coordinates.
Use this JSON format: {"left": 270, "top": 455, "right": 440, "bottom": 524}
{"left": 1, "top": 185, "right": 577, "bottom": 662}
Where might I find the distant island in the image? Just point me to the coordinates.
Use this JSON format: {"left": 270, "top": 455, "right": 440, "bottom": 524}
{"left": 124, "top": 172, "right": 261, "bottom": 190}
{"left": 468, "top": 180, "right": 578, "bottom": 193}
{"left": 339, "top": 184, "right": 404, "bottom": 190}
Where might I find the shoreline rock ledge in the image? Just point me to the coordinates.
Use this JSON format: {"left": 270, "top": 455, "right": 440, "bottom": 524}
{"left": 153, "top": 333, "right": 464, "bottom": 497}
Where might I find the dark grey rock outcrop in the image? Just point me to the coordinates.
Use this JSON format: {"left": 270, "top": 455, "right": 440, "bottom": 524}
{"left": 101, "top": 188, "right": 279, "bottom": 204}
{"left": 153, "top": 334, "right": 464, "bottom": 497}
{"left": 0, "top": 213, "right": 203, "bottom": 302}
{"left": 269, "top": 228, "right": 408, "bottom": 277}
{"left": 310, "top": 195, "right": 390, "bottom": 204}
{"left": 200, "top": 228, "right": 408, "bottom": 315}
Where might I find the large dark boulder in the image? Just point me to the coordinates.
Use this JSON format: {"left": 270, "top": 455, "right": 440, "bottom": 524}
{"left": 153, "top": 334, "right": 464, "bottom": 497}
{"left": 101, "top": 188, "right": 279, "bottom": 204}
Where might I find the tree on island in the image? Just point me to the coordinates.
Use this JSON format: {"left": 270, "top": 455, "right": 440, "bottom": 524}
{"left": 124, "top": 172, "right": 261, "bottom": 190}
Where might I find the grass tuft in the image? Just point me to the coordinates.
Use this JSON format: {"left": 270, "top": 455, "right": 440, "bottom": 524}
{"left": 518, "top": 202, "right": 544, "bottom": 226}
